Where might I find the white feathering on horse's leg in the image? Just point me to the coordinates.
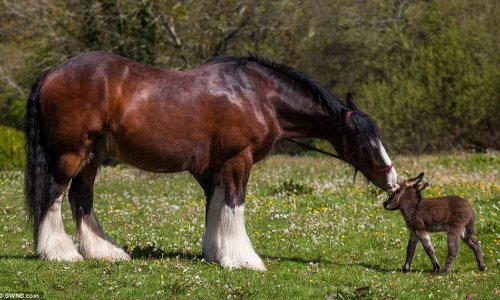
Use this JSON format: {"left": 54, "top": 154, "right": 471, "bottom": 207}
{"left": 203, "top": 186, "right": 266, "bottom": 271}
{"left": 37, "top": 193, "right": 83, "bottom": 261}
{"left": 218, "top": 203, "right": 266, "bottom": 270}
{"left": 202, "top": 187, "right": 224, "bottom": 263}
{"left": 78, "top": 208, "right": 130, "bottom": 261}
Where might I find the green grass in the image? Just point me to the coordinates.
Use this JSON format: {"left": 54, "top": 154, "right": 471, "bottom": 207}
{"left": 0, "top": 153, "right": 498, "bottom": 299}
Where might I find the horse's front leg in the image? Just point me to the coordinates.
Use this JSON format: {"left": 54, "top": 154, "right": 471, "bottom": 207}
{"left": 69, "top": 157, "right": 130, "bottom": 261}
{"left": 201, "top": 149, "right": 266, "bottom": 271}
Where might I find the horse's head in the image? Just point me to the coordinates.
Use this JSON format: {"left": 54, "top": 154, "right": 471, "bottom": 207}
{"left": 336, "top": 93, "right": 399, "bottom": 192}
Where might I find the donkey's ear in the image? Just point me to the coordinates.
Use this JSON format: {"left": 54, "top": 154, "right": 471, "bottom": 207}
{"left": 416, "top": 182, "right": 429, "bottom": 191}
{"left": 346, "top": 92, "right": 360, "bottom": 111}
{"left": 406, "top": 172, "right": 424, "bottom": 187}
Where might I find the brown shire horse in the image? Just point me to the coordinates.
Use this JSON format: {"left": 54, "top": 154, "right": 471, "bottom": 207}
{"left": 25, "top": 51, "right": 399, "bottom": 270}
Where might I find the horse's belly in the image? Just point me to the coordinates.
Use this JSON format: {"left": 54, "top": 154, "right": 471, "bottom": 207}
{"left": 106, "top": 133, "right": 210, "bottom": 173}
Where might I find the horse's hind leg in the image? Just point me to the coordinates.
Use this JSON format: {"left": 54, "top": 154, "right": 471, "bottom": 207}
{"left": 200, "top": 149, "right": 266, "bottom": 270}
{"left": 37, "top": 153, "right": 84, "bottom": 261}
{"left": 69, "top": 148, "right": 130, "bottom": 261}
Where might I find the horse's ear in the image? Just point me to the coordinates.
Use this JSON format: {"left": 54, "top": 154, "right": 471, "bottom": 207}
{"left": 406, "top": 172, "right": 424, "bottom": 187}
{"left": 346, "top": 92, "right": 360, "bottom": 111}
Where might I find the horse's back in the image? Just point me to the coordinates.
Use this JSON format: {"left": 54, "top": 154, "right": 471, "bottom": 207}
{"left": 38, "top": 52, "right": 280, "bottom": 174}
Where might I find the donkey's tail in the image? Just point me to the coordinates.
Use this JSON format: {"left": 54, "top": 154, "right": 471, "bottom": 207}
{"left": 24, "top": 69, "right": 52, "bottom": 244}
{"left": 465, "top": 210, "right": 476, "bottom": 237}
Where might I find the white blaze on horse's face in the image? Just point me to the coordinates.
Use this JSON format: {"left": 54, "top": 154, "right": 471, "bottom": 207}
{"left": 372, "top": 139, "right": 399, "bottom": 192}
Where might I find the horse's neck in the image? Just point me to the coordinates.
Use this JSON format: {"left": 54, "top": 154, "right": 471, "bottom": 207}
{"left": 273, "top": 91, "right": 338, "bottom": 140}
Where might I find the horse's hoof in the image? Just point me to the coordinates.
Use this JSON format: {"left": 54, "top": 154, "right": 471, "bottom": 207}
{"left": 219, "top": 256, "right": 267, "bottom": 271}
{"left": 40, "top": 249, "right": 84, "bottom": 262}
{"left": 479, "top": 265, "right": 486, "bottom": 271}
{"left": 37, "top": 233, "right": 83, "bottom": 262}
{"left": 107, "top": 248, "right": 131, "bottom": 262}
{"left": 82, "top": 246, "right": 131, "bottom": 262}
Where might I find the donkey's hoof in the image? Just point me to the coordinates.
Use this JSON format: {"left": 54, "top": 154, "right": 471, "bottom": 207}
{"left": 479, "top": 265, "right": 486, "bottom": 271}
{"left": 432, "top": 265, "right": 441, "bottom": 273}
{"left": 401, "top": 267, "right": 410, "bottom": 273}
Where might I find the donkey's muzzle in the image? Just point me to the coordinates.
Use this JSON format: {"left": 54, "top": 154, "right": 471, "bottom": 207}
{"left": 387, "top": 183, "right": 400, "bottom": 193}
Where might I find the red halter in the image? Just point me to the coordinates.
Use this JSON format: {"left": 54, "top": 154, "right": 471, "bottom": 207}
{"left": 377, "top": 163, "right": 394, "bottom": 173}
{"left": 287, "top": 111, "right": 395, "bottom": 175}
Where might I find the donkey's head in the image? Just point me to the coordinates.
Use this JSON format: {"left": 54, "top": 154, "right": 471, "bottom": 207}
{"left": 339, "top": 93, "right": 399, "bottom": 192}
{"left": 383, "top": 172, "right": 429, "bottom": 210}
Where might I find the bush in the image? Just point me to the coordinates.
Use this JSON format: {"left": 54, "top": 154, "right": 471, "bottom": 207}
{"left": 360, "top": 0, "right": 499, "bottom": 153}
{"left": 0, "top": 126, "right": 25, "bottom": 170}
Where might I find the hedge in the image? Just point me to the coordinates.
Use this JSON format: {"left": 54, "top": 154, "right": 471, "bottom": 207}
{"left": 0, "top": 126, "right": 25, "bottom": 170}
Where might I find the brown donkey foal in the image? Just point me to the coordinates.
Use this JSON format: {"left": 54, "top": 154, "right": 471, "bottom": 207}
{"left": 383, "top": 173, "right": 486, "bottom": 274}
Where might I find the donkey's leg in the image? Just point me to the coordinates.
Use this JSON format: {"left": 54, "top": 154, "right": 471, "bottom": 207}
{"left": 415, "top": 230, "right": 440, "bottom": 272}
{"left": 202, "top": 150, "right": 265, "bottom": 270}
{"left": 69, "top": 155, "right": 130, "bottom": 261}
{"left": 440, "top": 230, "right": 461, "bottom": 273}
{"left": 461, "top": 228, "right": 486, "bottom": 271}
{"left": 402, "top": 230, "right": 419, "bottom": 272}
{"left": 37, "top": 154, "right": 83, "bottom": 261}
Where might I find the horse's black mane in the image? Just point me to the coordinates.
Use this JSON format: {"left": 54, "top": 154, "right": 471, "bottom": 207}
{"left": 205, "top": 54, "right": 383, "bottom": 159}
{"left": 206, "top": 54, "right": 349, "bottom": 117}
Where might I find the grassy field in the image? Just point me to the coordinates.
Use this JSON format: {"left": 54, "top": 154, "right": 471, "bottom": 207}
{"left": 0, "top": 153, "right": 498, "bottom": 299}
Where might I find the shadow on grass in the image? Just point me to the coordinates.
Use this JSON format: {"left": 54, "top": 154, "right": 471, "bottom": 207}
{"left": 356, "top": 262, "right": 396, "bottom": 273}
{"left": 0, "top": 249, "right": 331, "bottom": 265}
{"left": 0, "top": 254, "right": 38, "bottom": 260}
{"left": 264, "top": 254, "right": 334, "bottom": 265}
{"left": 129, "top": 246, "right": 339, "bottom": 267}
{"left": 0, "top": 251, "right": 438, "bottom": 276}
{"left": 0, "top": 250, "right": 439, "bottom": 275}
{"left": 357, "top": 262, "right": 440, "bottom": 274}
{"left": 127, "top": 245, "right": 203, "bottom": 260}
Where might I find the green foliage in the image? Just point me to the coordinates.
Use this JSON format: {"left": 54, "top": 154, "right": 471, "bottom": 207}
{"left": 0, "top": 93, "right": 25, "bottom": 129}
{"left": 275, "top": 179, "right": 314, "bottom": 195}
{"left": 0, "top": 126, "right": 25, "bottom": 170}
{"left": 357, "top": 0, "right": 499, "bottom": 153}
{"left": 0, "top": 0, "right": 497, "bottom": 153}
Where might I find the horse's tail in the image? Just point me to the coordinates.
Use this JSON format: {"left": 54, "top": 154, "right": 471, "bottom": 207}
{"left": 24, "top": 69, "right": 52, "bottom": 244}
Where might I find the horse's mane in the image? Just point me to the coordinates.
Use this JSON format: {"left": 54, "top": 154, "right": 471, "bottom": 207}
{"left": 206, "top": 54, "right": 349, "bottom": 117}
{"left": 205, "top": 54, "right": 383, "bottom": 158}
